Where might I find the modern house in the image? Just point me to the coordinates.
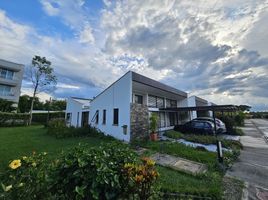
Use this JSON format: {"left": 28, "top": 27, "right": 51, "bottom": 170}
{"left": 65, "top": 97, "right": 91, "bottom": 127}
{"left": 0, "top": 59, "right": 24, "bottom": 107}
{"left": 89, "top": 71, "right": 192, "bottom": 142}
{"left": 65, "top": 71, "right": 213, "bottom": 142}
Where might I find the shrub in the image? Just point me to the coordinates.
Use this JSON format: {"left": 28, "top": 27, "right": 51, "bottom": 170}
{"left": 1, "top": 143, "right": 160, "bottom": 199}
{"left": 0, "top": 112, "right": 30, "bottom": 127}
{"left": 48, "top": 142, "right": 139, "bottom": 199}
{"left": 234, "top": 112, "right": 245, "bottom": 126}
{"left": 0, "top": 152, "right": 50, "bottom": 199}
{"left": 46, "top": 119, "right": 112, "bottom": 139}
{"left": 46, "top": 118, "right": 69, "bottom": 138}
{"left": 0, "top": 98, "right": 16, "bottom": 112}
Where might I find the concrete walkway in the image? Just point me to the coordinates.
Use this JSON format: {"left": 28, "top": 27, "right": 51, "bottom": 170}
{"left": 227, "top": 119, "right": 268, "bottom": 200}
{"left": 135, "top": 147, "right": 207, "bottom": 174}
{"left": 150, "top": 153, "right": 207, "bottom": 174}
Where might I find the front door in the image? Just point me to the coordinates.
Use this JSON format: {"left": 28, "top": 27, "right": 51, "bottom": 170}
{"left": 81, "top": 111, "right": 89, "bottom": 127}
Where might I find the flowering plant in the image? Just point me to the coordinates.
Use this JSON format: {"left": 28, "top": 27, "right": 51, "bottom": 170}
{"left": 122, "top": 157, "right": 159, "bottom": 199}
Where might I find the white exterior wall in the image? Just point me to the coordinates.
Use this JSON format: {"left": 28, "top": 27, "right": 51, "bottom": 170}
{"left": 65, "top": 98, "right": 83, "bottom": 127}
{"left": 187, "top": 96, "right": 197, "bottom": 120}
{"left": 90, "top": 72, "right": 132, "bottom": 142}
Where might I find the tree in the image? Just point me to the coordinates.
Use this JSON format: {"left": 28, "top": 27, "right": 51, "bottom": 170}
{"left": 29, "top": 56, "right": 57, "bottom": 125}
{"left": 18, "top": 95, "right": 31, "bottom": 113}
{"left": 0, "top": 98, "right": 16, "bottom": 112}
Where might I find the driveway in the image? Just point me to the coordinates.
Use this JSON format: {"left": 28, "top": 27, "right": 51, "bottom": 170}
{"left": 227, "top": 119, "right": 268, "bottom": 200}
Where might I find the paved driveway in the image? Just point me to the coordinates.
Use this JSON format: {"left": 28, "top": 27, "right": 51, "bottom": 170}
{"left": 227, "top": 119, "right": 268, "bottom": 200}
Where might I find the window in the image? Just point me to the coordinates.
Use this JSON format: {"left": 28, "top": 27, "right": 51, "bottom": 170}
{"left": 77, "top": 112, "right": 80, "bottom": 127}
{"left": 96, "top": 110, "right": 99, "bottom": 124}
{"left": 113, "top": 108, "right": 119, "bottom": 125}
{"left": 102, "top": 109, "right": 106, "bottom": 124}
{"left": 0, "top": 85, "right": 12, "bottom": 96}
{"left": 66, "top": 113, "right": 72, "bottom": 123}
{"left": 166, "top": 99, "right": 177, "bottom": 108}
{"left": 148, "top": 95, "right": 165, "bottom": 108}
{"left": 159, "top": 112, "right": 166, "bottom": 128}
{"left": 134, "top": 94, "right": 143, "bottom": 104}
{"left": 0, "top": 68, "right": 14, "bottom": 80}
{"left": 169, "top": 112, "right": 176, "bottom": 126}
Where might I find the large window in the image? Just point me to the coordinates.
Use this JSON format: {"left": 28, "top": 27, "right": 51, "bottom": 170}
{"left": 102, "top": 109, "right": 106, "bottom": 124}
{"left": 134, "top": 94, "right": 143, "bottom": 104}
{"left": 166, "top": 99, "right": 177, "bottom": 108}
{"left": 113, "top": 108, "right": 119, "bottom": 125}
{"left": 0, "top": 68, "right": 14, "bottom": 80}
{"left": 0, "top": 85, "right": 12, "bottom": 96}
{"left": 148, "top": 95, "right": 165, "bottom": 108}
{"left": 158, "top": 112, "right": 166, "bottom": 128}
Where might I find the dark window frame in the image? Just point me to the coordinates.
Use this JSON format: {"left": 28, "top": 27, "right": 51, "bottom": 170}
{"left": 134, "top": 94, "right": 143, "bottom": 104}
{"left": 113, "top": 108, "right": 119, "bottom": 125}
{"left": 148, "top": 95, "right": 165, "bottom": 108}
{"left": 102, "top": 109, "right": 106, "bottom": 124}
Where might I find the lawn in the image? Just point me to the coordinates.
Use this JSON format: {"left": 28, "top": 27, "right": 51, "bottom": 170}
{"left": 0, "top": 125, "right": 109, "bottom": 171}
{"left": 0, "top": 126, "right": 241, "bottom": 199}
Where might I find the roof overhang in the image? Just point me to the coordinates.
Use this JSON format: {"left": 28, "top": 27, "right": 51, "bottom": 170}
{"left": 160, "top": 105, "right": 251, "bottom": 112}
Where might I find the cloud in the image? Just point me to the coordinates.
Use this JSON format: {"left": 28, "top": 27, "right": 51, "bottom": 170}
{"left": 40, "top": 0, "right": 95, "bottom": 44}
{"left": 100, "top": 0, "right": 268, "bottom": 110}
{"left": 1, "top": 0, "right": 268, "bottom": 110}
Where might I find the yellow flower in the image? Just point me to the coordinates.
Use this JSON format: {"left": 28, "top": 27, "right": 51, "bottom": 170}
{"left": 32, "top": 162, "right": 37, "bottom": 167}
{"left": 5, "top": 185, "right": 12, "bottom": 192}
{"left": 9, "top": 160, "right": 21, "bottom": 169}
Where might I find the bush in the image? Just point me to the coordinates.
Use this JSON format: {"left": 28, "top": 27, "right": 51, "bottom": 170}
{"left": 0, "top": 112, "right": 30, "bottom": 127}
{"left": 0, "top": 98, "right": 16, "bottom": 112}
{"left": 0, "top": 143, "right": 159, "bottom": 199}
{"left": 0, "top": 152, "right": 49, "bottom": 199}
{"left": 234, "top": 112, "right": 245, "bottom": 126}
{"left": 46, "top": 119, "right": 112, "bottom": 139}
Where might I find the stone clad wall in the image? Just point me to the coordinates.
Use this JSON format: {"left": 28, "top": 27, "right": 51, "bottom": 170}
{"left": 130, "top": 103, "right": 149, "bottom": 141}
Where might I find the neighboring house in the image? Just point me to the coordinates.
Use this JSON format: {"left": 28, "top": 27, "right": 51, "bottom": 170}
{"left": 89, "top": 71, "right": 189, "bottom": 142}
{"left": 65, "top": 97, "right": 91, "bottom": 127}
{"left": 0, "top": 59, "right": 24, "bottom": 107}
{"left": 187, "top": 95, "right": 213, "bottom": 120}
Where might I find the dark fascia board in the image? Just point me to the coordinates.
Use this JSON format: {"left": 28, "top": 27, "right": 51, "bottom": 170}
{"left": 160, "top": 105, "right": 240, "bottom": 112}
{"left": 132, "top": 71, "right": 187, "bottom": 98}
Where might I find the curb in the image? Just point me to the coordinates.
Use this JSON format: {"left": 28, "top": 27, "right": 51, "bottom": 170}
{"left": 242, "top": 181, "right": 249, "bottom": 200}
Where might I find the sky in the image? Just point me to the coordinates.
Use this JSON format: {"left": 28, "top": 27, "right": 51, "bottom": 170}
{"left": 0, "top": 0, "right": 267, "bottom": 111}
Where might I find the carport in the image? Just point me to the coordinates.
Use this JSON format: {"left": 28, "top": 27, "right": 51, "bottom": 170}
{"left": 160, "top": 104, "right": 251, "bottom": 164}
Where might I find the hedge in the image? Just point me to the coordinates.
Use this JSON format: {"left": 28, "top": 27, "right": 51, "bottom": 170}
{"left": 0, "top": 112, "right": 65, "bottom": 127}
{"left": 32, "top": 112, "right": 65, "bottom": 124}
{"left": 0, "top": 112, "right": 30, "bottom": 127}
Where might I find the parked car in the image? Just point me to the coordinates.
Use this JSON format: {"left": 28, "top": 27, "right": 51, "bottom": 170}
{"left": 174, "top": 120, "right": 215, "bottom": 135}
{"left": 193, "top": 117, "right": 226, "bottom": 133}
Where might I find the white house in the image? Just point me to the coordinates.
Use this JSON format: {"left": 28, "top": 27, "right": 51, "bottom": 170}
{"left": 65, "top": 97, "right": 91, "bottom": 127}
{"left": 66, "top": 71, "right": 213, "bottom": 142}
{"left": 89, "top": 71, "right": 190, "bottom": 142}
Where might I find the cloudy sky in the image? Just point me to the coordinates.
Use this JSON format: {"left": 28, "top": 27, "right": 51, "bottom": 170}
{"left": 0, "top": 0, "right": 268, "bottom": 111}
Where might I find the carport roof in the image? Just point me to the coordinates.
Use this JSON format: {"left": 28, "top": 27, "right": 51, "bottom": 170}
{"left": 160, "top": 104, "right": 251, "bottom": 112}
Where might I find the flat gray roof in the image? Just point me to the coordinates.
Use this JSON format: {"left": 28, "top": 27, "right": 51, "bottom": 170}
{"left": 132, "top": 71, "right": 187, "bottom": 98}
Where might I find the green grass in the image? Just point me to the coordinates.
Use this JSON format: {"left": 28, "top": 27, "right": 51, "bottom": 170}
{"left": 139, "top": 140, "right": 218, "bottom": 171}
{"left": 157, "top": 166, "right": 223, "bottom": 199}
{"left": 0, "top": 125, "right": 110, "bottom": 171}
{"left": 0, "top": 126, "right": 230, "bottom": 198}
